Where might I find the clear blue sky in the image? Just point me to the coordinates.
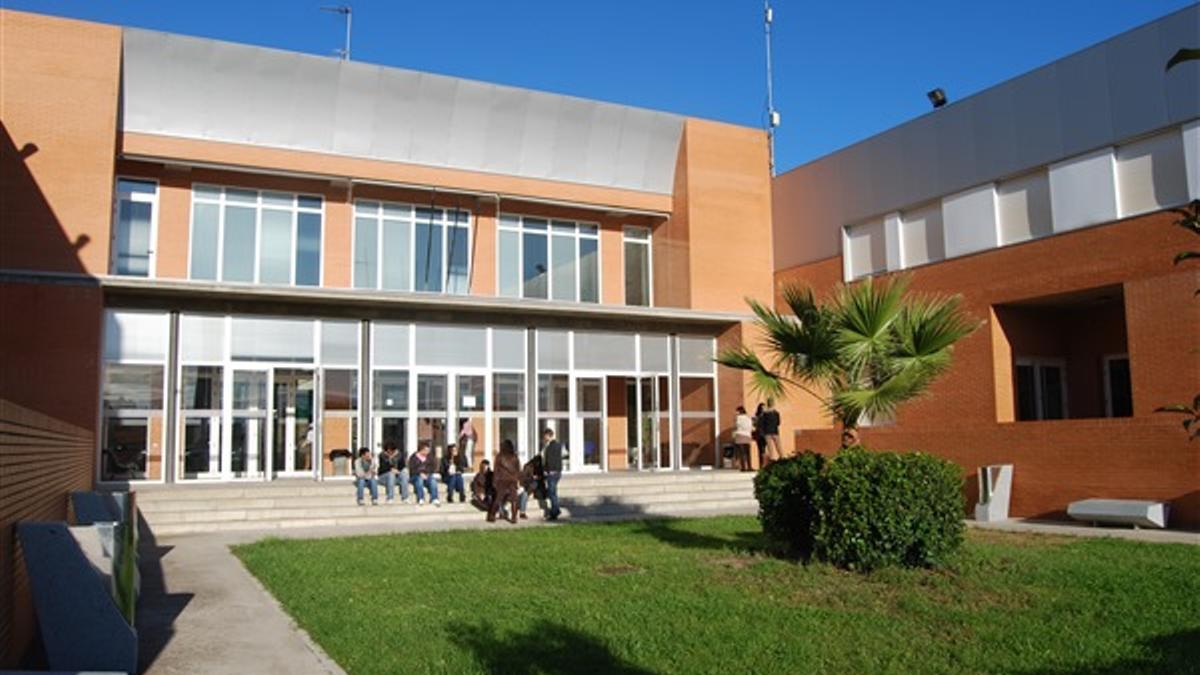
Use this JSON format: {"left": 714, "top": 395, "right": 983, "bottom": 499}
{"left": 9, "top": 0, "right": 1196, "bottom": 172}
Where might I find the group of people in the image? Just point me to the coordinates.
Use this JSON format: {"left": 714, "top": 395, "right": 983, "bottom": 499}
{"left": 731, "top": 398, "right": 782, "bottom": 470}
{"left": 352, "top": 427, "right": 565, "bottom": 524}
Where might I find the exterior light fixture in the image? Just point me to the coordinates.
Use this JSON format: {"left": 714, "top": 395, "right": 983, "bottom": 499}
{"left": 927, "top": 88, "right": 947, "bottom": 109}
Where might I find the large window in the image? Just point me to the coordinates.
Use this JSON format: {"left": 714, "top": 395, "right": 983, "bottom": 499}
{"left": 354, "top": 201, "right": 470, "bottom": 294}
{"left": 190, "top": 186, "right": 323, "bottom": 286}
{"left": 1015, "top": 359, "right": 1066, "bottom": 421}
{"left": 101, "top": 310, "right": 168, "bottom": 482}
{"left": 498, "top": 215, "right": 599, "bottom": 303}
{"left": 623, "top": 226, "right": 651, "bottom": 306}
{"left": 112, "top": 178, "right": 158, "bottom": 277}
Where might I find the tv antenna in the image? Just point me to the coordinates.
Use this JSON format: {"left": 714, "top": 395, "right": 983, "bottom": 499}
{"left": 321, "top": 5, "right": 352, "bottom": 60}
{"left": 764, "top": 0, "right": 780, "bottom": 176}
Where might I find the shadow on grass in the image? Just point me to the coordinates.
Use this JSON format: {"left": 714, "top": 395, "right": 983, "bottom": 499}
{"left": 633, "top": 518, "right": 784, "bottom": 558}
{"left": 1015, "top": 628, "right": 1200, "bottom": 675}
{"left": 455, "top": 619, "right": 657, "bottom": 675}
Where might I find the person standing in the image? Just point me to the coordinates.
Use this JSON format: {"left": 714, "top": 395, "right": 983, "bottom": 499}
{"left": 440, "top": 443, "right": 468, "bottom": 503}
{"left": 377, "top": 441, "right": 409, "bottom": 503}
{"left": 752, "top": 403, "right": 767, "bottom": 468}
{"left": 408, "top": 440, "right": 440, "bottom": 506}
{"left": 761, "top": 398, "right": 783, "bottom": 464}
{"left": 353, "top": 447, "right": 378, "bottom": 506}
{"left": 458, "top": 418, "right": 477, "bottom": 468}
{"left": 488, "top": 439, "right": 521, "bottom": 524}
{"left": 541, "top": 428, "right": 564, "bottom": 521}
{"left": 733, "top": 406, "right": 754, "bottom": 471}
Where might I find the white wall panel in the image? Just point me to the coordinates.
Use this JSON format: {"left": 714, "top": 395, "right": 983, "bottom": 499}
{"left": 844, "top": 219, "right": 886, "bottom": 279}
{"left": 1049, "top": 148, "right": 1118, "bottom": 233}
{"left": 899, "top": 203, "right": 945, "bottom": 268}
{"left": 942, "top": 184, "right": 998, "bottom": 258}
{"left": 883, "top": 212, "right": 903, "bottom": 271}
{"left": 997, "top": 171, "right": 1053, "bottom": 245}
{"left": 1186, "top": 120, "right": 1200, "bottom": 201}
{"left": 1115, "top": 130, "right": 1189, "bottom": 217}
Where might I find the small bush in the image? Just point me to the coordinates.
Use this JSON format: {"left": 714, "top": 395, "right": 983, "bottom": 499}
{"left": 753, "top": 447, "right": 965, "bottom": 571}
{"left": 753, "top": 452, "right": 825, "bottom": 557}
{"left": 816, "top": 448, "right": 965, "bottom": 571}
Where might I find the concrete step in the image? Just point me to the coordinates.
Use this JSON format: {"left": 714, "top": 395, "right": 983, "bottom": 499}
{"left": 145, "top": 496, "right": 760, "bottom": 537}
{"left": 138, "top": 481, "right": 753, "bottom": 514}
{"left": 132, "top": 471, "right": 756, "bottom": 503}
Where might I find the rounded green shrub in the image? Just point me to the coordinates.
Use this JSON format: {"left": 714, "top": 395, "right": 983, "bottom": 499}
{"left": 815, "top": 448, "right": 965, "bottom": 571}
{"left": 753, "top": 451, "right": 825, "bottom": 557}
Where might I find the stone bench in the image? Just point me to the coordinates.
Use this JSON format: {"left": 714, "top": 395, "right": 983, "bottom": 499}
{"left": 1066, "top": 499, "right": 1170, "bottom": 529}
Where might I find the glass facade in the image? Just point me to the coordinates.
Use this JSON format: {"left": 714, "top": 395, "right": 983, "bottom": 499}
{"left": 353, "top": 201, "right": 470, "bottom": 294}
{"left": 498, "top": 214, "right": 600, "bottom": 303}
{"left": 100, "top": 309, "right": 719, "bottom": 483}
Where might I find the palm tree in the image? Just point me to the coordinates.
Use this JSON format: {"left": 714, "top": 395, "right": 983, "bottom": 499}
{"left": 718, "top": 275, "right": 978, "bottom": 448}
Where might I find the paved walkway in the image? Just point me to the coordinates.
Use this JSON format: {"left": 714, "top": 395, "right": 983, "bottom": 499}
{"left": 968, "top": 518, "right": 1200, "bottom": 544}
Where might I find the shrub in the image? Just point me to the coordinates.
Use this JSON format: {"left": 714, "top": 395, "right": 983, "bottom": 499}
{"left": 753, "top": 447, "right": 965, "bottom": 571}
{"left": 753, "top": 452, "right": 825, "bottom": 557}
{"left": 816, "top": 448, "right": 965, "bottom": 571}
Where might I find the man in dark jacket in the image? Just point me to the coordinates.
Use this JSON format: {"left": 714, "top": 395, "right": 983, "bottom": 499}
{"left": 488, "top": 439, "right": 521, "bottom": 524}
{"left": 470, "top": 459, "right": 494, "bottom": 511}
{"left": 541, "top": 428, "right": 564, "bottom": 520}
{"left": 407, "top": 440, "right": 440, "bottom": 506}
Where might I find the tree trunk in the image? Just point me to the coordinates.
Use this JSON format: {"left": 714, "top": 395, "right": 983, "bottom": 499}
{"left": 839, "top": 423, "right": 860, "bottom": 449}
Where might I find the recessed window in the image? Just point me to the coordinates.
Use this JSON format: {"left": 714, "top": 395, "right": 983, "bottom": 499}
{"left": 112, "top": 179, "right": 158, "bottom": 277}
{"left": 1015, "top": 359, "right": 1067, "bottom": 421}
{"left": 498, "top": 214, "right": 599, "bottom": 303}
{"left": 189, "top": 186, "right": 323, "bottom": 286}
{"left": 353, "top": 201, "right": 470, "bottom": 294}
{"left": 623, "top": 225, "right": 651, "bottom": 306}
{"left": 1104, "top": 354, "right": 1132, "bottom": 418}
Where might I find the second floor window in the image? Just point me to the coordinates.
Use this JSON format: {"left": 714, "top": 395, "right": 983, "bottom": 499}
{"left": 189, "top": 186, "right": 323, "bottom": 286}
{"left": 498, "top": 215, "right": 599, "bottom": 303}
{"left": 623, "top": 226, "right": 652, "bottom": 306}
{"left": 353, "top": 201, "right": 470, "bottom": 294}
{"left": 112, "top": 178, "right": 158, "bottom": 277}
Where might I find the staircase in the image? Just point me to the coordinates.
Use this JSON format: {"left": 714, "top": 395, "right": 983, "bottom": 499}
{"left": 135, "top": 470, "right": 758, "bottom": 537}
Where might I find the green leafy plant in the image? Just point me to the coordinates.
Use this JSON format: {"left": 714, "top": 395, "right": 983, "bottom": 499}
{"left": 753, "top": 451, "right": 826, "bottom": 558}
{"left": 718, "top": 275, "right": 978, "bottom": 448}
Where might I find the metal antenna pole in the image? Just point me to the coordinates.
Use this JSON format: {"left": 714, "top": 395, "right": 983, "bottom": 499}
{"left": 321, "top": 5, "right": 352, "bottom": 60}
{"left": 764, "top": 0, "right": 780, "bottom": 177}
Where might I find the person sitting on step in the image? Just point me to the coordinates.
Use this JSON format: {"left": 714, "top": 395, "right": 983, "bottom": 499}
{"left": 470, "top": 458, "right": 494, "bottom": 512}
{"left": 440, "top": 443, "right": 468, "bottom": 503}
{"left": 353, "top": 447, "right": 378, "bottom": 506}
{"left": 407, "top": 440, "right": 440, "bottom": 507}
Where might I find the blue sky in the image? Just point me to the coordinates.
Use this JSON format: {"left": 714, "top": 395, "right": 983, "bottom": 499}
{"left": 9, "top": 0, "right": 1195, "bottom": 172}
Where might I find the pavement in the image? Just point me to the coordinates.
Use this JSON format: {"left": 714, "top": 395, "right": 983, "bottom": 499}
{"left": 967, "top": 518, "right": 1200, "bottom": 544}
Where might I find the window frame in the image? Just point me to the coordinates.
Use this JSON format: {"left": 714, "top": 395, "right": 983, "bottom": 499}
{"left": 496, "top": 213, "right": 601, "bottom": 303}
{"left": 622, "top": 225, "right": 653, "bottom": 307}
{"left": 351, "top": 199, "right": 473, "bottom": 294}
{"left": 1102, "top": 353, "right": 1132, "bottom": 418}
{"left": 1014, "top": 357, "right": 1069, "bottom": 421}
{"left": 111, "top": 177, "right": 160, "bottom": 278}
{"left": 187, "top": 184, "right": 326, "bottom": 287}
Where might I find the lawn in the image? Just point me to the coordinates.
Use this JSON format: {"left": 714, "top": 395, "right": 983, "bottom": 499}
{"left": 233, "top": 517, "right": 1200, "bottom": 675}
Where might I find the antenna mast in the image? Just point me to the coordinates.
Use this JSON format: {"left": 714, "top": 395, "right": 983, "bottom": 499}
{"left": 321, "top": 5, "right": 352, "bottom": 60}
{"left": 764, "top": 0, "right": 780, "bottom": 176}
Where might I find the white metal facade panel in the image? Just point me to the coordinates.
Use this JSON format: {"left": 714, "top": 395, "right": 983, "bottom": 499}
{"left": 997, "top": 171, "right": 1053, "bottom": 245}
{"left": 121, "top": 29, "right": 684, "bottom": 195}
{"left": 1186, "top": 120, "right": 1200, "bottom": 201}
{"left": 942, "top": 184, "right": 998, "bottom": 258}
{"left": 1049, "top": 148, "right": 1118, "bottom": 233}
{"left": 899, "top": 202, "right": 945, "bottom": 268}
{"left": 1115, "top": 130, "right": 1189, "bottom": 217}
{"left": 772, "top": 5, "right": 1200, "bottom": 270}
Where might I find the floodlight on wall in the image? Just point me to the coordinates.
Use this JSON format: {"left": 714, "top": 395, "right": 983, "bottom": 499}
{"left": 927, "top": 88, "right": 948, "bottom": 109}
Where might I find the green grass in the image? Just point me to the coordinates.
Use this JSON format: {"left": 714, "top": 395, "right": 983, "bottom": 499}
{"left": 233, "top": 517, "right": 1200, "bottom": 675}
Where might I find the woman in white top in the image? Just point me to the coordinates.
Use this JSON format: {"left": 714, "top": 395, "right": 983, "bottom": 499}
{"left": 733, "top": 406, "right": 754, "bottom": 471}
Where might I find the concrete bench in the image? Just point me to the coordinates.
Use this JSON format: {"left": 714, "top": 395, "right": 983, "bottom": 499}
{"left": 1066, "top": 499, "right": 1169, "bottom": 529}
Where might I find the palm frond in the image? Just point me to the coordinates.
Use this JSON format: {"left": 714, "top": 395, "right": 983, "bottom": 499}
{"left": 749, "top": 292, "right": 841, "bottom": 383}
{"left": 834, "top": 276, "right": 908, "bottom": 379}
{"left": 1166, "top": 48, "right": 1200, "bottom": 71}
{"left": 891, "top": 293, "right": 980, "bottom": 376}
{"left": 715, "top": 345, "right": 786, "bottom": 400}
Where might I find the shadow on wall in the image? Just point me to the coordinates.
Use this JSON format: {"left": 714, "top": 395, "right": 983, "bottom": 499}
{"left": 1015, "top": 628, "right": 1200, "bottom": 675}
{"left": 455, "top": 619, "right": 657, "bottom": 675}
{"left": 0, "top": 121, "right": 92, "bottom": 274}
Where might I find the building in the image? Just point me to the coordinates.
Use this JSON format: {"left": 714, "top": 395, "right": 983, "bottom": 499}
{"left": 772, "top": 5, "right": 1200, "bottom": 527}
{"left": 0, "top": 10, "right": 771, "bottom": 663}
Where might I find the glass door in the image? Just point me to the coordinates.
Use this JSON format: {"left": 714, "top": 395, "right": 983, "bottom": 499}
{"left": 417, "top": 373, "right": 449, "bottom": 462}
{"left": 229, "top": 368, "right": 268, "bottom": 479}
{"left": 628, "top": 375, "right": 670, "bottom": 470}
{"left": 453, "top": 374, "right": 486, "bottom": 469}
{"left": 179, "top": 365, "right": 223, "bottom": 480}
{"left": 272, "top": 368, "right": 316, "bottom": 477}
{"left": 574, "top": 377, "right": 604, "bottom": 470}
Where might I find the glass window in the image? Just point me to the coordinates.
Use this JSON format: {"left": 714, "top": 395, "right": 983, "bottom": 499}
{"left": 113, "top": 179, "right": 156, "bottom": 276}
{"left": 232, "top": 371, "right": 268, "bottom": 410}
{"left": 104, "top": 310, "right": 167, "bottom": 362}
{"left": 373, "top": 370, "right": 409, "bottom": 410}
{"left": 103, "top": 364, "right": 164, "bottom": 410}
{"left": 501, "top": 214, "right": 599, "bottom": 303}
{"left": 321, "top": 321, "right": 359, "bottom": 366}
{"left": 447, "top": 223, "right": 470, "bottom": 294}
{"left": 678, "top": 336, "right": 715, "bottom": 375}
{"left": 640, "top": 335, "right": 669, "bottom": 373}
{"left": 578, "top": 378, "right": 603, "bottom": 412}
{"left": 181, "top": 366, "right": 222, "bottom": 410}
{"left": 417, "top": 374, "right": 447, "bottom": 411}
{"left": 190, "top": 202, "right": 220, "bottom": 280}
{"left": 523, "top": 231, "right": 548, "bottom": 299}
{"left": 493, "top": 373, "right": 525, "bottom": 412}
{"left": 381, "top": 219, "right": 412, "bottom": 291}
{"left": 230, "top": 317, "right": 314, "bottom": 362}
{"left": 492, "top": 328, "right": 526, "bottom": 370}
{"left": 537, "top": 330, "right": 570, "bottom": 371}
{"left": 498, "top": 230, "right": 521, "bottom": 297}
{"left": 414, "top": 324, "right": 487, "bottom": 368}
{"left": 415, "top": 212, "right": 444, "bottom": 293}
{"left": 259, "top": 209, "right": 293, "bottom": 284}
{"left": 324, "top": 370, "right": 358, "bottom": 411}
{"left": 180, "top": 315, "right": 226, "bottom": 362}
{"left": 574, "top": 332, "right": 636, "bottom": 371}
{"left": 189, "top": 186, "right": 323, "bottom": 287}
{"left": 624, "top": 226, "right": 651, "bottom": 306}
{"left": 538, "top": 374, "right": 569, "bottom": 413}
{"left": 353, "top": 216, "right": 378, "bottom": 288}
{"left": 372, "top": 323, "right": 410, "bottom": 367}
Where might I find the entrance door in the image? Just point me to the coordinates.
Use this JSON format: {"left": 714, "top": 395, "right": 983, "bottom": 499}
{"left": 416, "top": 373, "right": 449, "bottom": 461}
{"left": 272, "top": 368, "right": 316, "bottom": 477}
{"left": 453, "top": 374, "right": 486, "bottom": 469}
{"left": 627, "top": 376, "right": 670, "bottom": 470}
{"left": 229, "top": 368, "right": 268, "bottom": 479}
